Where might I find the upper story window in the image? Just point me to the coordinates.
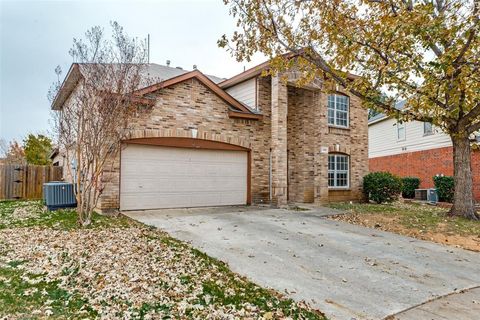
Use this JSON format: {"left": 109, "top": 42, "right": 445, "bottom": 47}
{"left": 424, "top": 122, "right": 433, "bottom": 135}
{"left": 328, "top": 154, "right": 349, "bottom": 188}
{"left": 328, "top": 94, "right": 349, "bottom": 128}
{"left": 397, "top": 121, "right": 406, "bottom": 141}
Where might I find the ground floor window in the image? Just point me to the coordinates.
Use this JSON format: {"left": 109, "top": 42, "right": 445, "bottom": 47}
{"left": 328, "top": 154, "right": 349, "bottom": 188}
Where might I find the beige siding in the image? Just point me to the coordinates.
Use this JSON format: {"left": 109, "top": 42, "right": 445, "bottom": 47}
{"left": 369, "top": 118, "right": 452, "bottom": 158}
{"left": 226, "top": 78, "right": 257, "bottom": 109}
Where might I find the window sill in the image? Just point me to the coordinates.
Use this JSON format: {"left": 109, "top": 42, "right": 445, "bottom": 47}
{"left": 328, "top": 125, "right": 350, "bottom": 130}
{"left": 328, "top": 187, "right": 351, "bottom": 191}
{"left": 423, "top": 133, "right": 434, "bottom": 137}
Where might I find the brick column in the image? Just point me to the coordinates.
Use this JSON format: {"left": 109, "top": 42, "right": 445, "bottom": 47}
{"left": 313, "top": 90, "right": 329, "bottom": 204}
{"left": 271, "top": 74, "right": 288, "bottom": 207}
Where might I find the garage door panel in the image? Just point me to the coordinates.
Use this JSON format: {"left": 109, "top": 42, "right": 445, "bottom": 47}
{"left": 120, "top": 144, "right": 248, "bottom": 210}
{"left": 121, "top": 177, "right": 246, "bottom": 193}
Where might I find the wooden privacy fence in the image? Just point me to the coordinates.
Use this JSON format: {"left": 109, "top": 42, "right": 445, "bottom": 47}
{"left": 0, "top": 165, "right": 63, "bottom": 200}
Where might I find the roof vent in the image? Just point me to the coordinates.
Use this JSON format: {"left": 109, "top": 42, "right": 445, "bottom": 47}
{"left": 176, "top": 66, "right": 183, "bottom": 69}
{"left": 166, "top": 60, "right": 171, "bottom": 66}
{"left": 193, "top": 64, "right": 197, "bottom": 70}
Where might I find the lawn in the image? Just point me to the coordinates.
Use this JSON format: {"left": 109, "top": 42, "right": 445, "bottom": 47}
{"left": 0, "top": 200, "right": 325, "bottom": 319}
{"left": 328, "top": 202, "right": 480, "bottom": 252}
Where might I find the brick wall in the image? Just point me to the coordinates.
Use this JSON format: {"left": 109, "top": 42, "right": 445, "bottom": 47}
{"left": 287, "top": 86, "right": 315, "bottom": 203}
{"left": 285, "top": 84, "right": 369, "bottom": 204}
{"left": 369, "top": 146, "right": 480, "bottom": 201}
{"left": 98, "top": 74, "right": 369, "bottom": 211}
{"left": 99, "top": 77, "right": 271, "bottom": 211}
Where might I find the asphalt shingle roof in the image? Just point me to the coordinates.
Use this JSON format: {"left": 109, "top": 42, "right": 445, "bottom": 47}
{"left": 368, "top": 100, "right": 406, "bottom": 124}
{"left": 141, "top": 64, "right": 225, "bottom": 85}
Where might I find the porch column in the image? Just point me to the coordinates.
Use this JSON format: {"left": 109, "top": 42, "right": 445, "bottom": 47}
{"left": 313, "top": 90, "right": 329, "bottom": 204}
{"left": 271, "top": 74, "right": 288, "bottom": 207}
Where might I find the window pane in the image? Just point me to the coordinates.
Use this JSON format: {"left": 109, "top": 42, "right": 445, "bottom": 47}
{"left": 398, "top": 127, "right": 405, "bottom": 140}
{"left": 328, "top": 109, "right": 335, "bottom": 125}
{"left": 336, "top": 95, "right": 349, "bottom": 111}
{"left": 338, "top": 155, "right": 348, "bottom": 170}
{"left": 328, "top": 95, "right": 335, "bottom": 107}
{"left": 328, "top": 172, "right": 335, "bottom": 187}
{"left": 328, "top": 156, "right": 335, "bottom": 170}
{"left": 336, "top": 111, "right": 348, "bottom": 127}
{"left": 424, "top": 122, "right": 433, "bottom": 134}
{"left": 337, "top": 173, "right": 348, "bottom": 187}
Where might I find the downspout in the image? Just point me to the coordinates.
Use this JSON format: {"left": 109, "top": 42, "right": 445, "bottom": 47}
{"left": 269, "top": 148, "right": 272, "bottom": 202}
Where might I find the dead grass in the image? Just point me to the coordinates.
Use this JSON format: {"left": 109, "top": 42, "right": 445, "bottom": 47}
{"left": 0, "top": 200, "right": 326, "bottom": 319}
{"left": 327, "top": 202, "right": 480, "bottom": 252}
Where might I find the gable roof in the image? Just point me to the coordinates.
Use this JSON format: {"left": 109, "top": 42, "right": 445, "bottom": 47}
{"left": 219, "top": 53, "right": 360, "bottom": 89}
{"left": 135, "top": 70, "right": 261, "bottom": 119}
{"left": 368, "top": 100, "right": 406, "bottom": 125}
{"left": 139, "top": 63, "right": 225, "bottom": 86}
{"left": 51, "top": 63, "right": 261, "bottom": 119}
{"left": 219, "top": 60, "right": 271, "bottom": 89}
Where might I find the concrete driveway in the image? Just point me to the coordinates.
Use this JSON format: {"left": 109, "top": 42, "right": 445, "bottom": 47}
{"left": 125, "top": 206, "right": 480, "bottom": 320}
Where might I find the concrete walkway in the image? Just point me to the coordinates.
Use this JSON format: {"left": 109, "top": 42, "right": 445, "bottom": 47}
{"left": 124, "top": 206, "right": 480, "bottom": 320}
{"left": 392, "top": 286, "right": 480, "bottom": 320}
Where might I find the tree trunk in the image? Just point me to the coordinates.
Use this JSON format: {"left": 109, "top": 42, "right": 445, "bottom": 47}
{"left": 451, "top": 134, "right": 478, "bottom": 219}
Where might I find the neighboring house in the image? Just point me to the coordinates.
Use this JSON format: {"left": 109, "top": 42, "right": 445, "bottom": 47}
{"left": 369, "top": 106, "right": 480, "bottom": 201}
{"left": 50, "top": 148, "right": 63, "bottom": 167}
{"left": 51, "top": 59, "right": 368, "bottom": 212}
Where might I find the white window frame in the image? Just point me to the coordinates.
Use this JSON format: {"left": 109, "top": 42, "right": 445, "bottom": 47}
{"left": 423, "top": 122, "right": 433, "bottom": 136}
{"left": 327, "top": 94, "right": 349, "bottom": 128}
{"left": 328, "top": 154, "right": 350, "bottom": 189}
{"left": 397, "top": 121, "right": 406, "bottom": 141}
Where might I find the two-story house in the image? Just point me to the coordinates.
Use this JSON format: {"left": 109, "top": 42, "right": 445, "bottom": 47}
{"left": 369, "top": 103, "right": 480, "bottom": 201}
{"left": 52, "top": 58, "right": 368, "bottom": 212}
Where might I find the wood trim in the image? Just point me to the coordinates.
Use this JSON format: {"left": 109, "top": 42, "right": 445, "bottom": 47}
{"left": 51, "top": 63, "right": 81, "bottom": 110}
{"left": 135, "top": 71, "right": 199, "bottom": 96}
{"left": 228, "top": 110, "right": 263, "bottom": 120}
{"left": 135, "top": 70, "right": 259, "bottom": 117}
{"left": 122, "top": 137, "right": 252, "bottom": 205}
{"left": 219, "top": 62, "right": 269, "bottom": 89}
{"left": 124, "top": 137, "right": 250, "bottom": 151}
{"left": 219, "top": 52, "right": 360, "bottom": 89}
{"left": 255, "top": 77, "right": 258, "bottom": 109}
{"left": 247, "top": 150, "right": 252, "bottom": 205}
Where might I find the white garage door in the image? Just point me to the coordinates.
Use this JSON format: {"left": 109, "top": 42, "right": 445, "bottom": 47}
{"left": 120, "top": 144, "right": 248, "bottom": 210}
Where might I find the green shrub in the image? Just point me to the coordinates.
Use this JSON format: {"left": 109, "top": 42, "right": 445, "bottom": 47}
{"left": 433, "top": 175, "right": 454, "bottom": 202}
{"left": 401, "top": 177, "right": 420, "bottom": 199}
{"left": 363, "top": 172, "right": 403, "bottom": 204}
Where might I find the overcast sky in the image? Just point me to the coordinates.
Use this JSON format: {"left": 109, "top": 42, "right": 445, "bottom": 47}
{"left": 0, "top": 0, "right": 264, "bottom": 144}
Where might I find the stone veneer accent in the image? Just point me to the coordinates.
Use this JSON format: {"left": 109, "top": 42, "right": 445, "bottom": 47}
{"left": 98, "top": 75, "right": 368, "bottom": 211}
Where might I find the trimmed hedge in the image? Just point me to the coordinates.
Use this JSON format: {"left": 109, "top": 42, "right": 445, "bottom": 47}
{"left": 363, "top": 172, "right": 403, "bottom": 204}
{"left": 401, "top": 177, "right": 420, "bottom": 199}
{"left": 433, "top": 175, "right": 454, "bottom": 202}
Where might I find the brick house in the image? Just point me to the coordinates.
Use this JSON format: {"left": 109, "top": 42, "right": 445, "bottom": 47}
{"left": 52, "top": 59, "right": 368, "bottom": 212}
{"left": 369, "top": 108, "right": 480, "bottom": 202}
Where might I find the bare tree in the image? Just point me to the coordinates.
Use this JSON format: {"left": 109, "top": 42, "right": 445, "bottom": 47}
{"left": 0, "top": 139, "right": 26, "bottom": 164}
{"left": 50, "top": 22, "right": 150, "bottom": 226}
